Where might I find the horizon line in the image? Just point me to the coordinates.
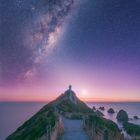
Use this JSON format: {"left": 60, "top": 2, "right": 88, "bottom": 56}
{"left": 0, "top": 99, "right": 140, "bottom": 103}
{"left": 1, "top": 95, "right": 140, "bottom": 103}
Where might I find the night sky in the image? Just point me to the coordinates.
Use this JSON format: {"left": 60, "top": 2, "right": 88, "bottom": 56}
{"left": 0, "top": 0, "right": 140, "bottom": 101}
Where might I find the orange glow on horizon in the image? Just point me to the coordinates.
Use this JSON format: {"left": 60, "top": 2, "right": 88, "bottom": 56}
{"left": 1, "top": 95, "right": 140, "bottom": 103}
{"left": 0, "top": 87, "right": 140, "bottom": 102}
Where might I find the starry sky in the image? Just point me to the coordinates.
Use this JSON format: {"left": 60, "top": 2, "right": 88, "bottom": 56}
{"left": 0, "top": 0, "right": 140, "bottom": 102}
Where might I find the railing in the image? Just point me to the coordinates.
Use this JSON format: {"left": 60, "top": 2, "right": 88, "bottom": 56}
{"left": 39, "top": 115, "right": 63, "bottom": 140}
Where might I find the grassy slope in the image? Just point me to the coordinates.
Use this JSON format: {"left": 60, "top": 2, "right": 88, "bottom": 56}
{"left": 124, "top": 122, "right": 140, "bottom": 136}
{"left": 6, "top": 94, "right": 92, "bottom": 140}
{"left": 56, "top": 96, "right": 120, "bottom": 134}
{"left": 6, "top": 93, "right": 123, "bottom": 140}
{"left": 88, "top": 114, "right": 120, "bottom": 132}
{"left": 57, "top": 98, "right": 93, "bottom": 113}
{"left": 6, "top": 105, "right": 57, "bottom": 140}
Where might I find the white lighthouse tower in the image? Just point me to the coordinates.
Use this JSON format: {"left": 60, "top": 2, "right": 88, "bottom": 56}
{"left": 64, "top": 85, "right": 77, "bottom": 104}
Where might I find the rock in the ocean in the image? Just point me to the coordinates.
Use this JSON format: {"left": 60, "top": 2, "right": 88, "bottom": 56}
{"left": 99, "top": 106, "right": 105, "bottom": 111}
{"left": 134, "top": 116, "right": 139, "bottom": 120}
{"left": 96, "top": 110, "right": 104, "bottom": 116}
{"left": 129, "top": 118, "right": 133, "bottom": 121}
{"left": 92, "top": 106, "right": 96, "bottom": 111}
{"left": 116, "top": 110, "right": 128, "bottom": 122}
{"left": 107, "top": 108, "right": 115, "bottom": 114}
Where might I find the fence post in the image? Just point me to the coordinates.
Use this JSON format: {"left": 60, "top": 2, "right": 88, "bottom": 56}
{"left": 46, "top": 125, "right": 51, "bottom": 140}
{"left": 103, "top": 129, "right": 109, "bottom": 140}
{"left": 92, "top": 121, "right": 96, "bottom": 140}
{"left": 83, "top": 115, "right": 85, "bottom": 128}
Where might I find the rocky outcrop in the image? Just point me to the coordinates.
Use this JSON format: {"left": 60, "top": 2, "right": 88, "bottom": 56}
{"left": 134, "top": 116, "right": 139, "bottom": 120}
{"left": 99, "top": 107, "right": 105, "bottom": 111}
{"left": 92, "top": 106, "right": 96, "bottom": 111}
{"left": 107, "top": 108, "right": 115, "bottom": 114}
{"left": 117, "top": 110, "right": 140, "bottom": 138}
{"left": 116, "top": 110, "right": 128, "bottom": 122}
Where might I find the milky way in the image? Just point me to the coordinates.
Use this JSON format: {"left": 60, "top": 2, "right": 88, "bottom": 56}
{"left": 1, "top": 0, "right": 140, "bottom": 101}
{"left": 0, "top": 0, "right": 74, "bottom": 86}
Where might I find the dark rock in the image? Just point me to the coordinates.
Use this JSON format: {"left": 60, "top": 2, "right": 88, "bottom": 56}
{"left": 129, "top": 118, "right": 133, "bottom": 121}
{"left": 107, "top": 108, "right": 115, "bottom": 114}
{"left": 134, "top": 116, "right": 139, "bottom": 120}
{"left": 99, "top": 106, "right": 105, "bottom": 111}
{"left": 116, "top": 110, "right": 128, "bottom": 122}
{"left": 92, "top": 106, "right": 96, "bottom": 111}
{"left": 95, "top": 110, "right": 104, "bottom": 116}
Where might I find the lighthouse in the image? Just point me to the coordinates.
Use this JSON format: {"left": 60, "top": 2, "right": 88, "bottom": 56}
{"left": 64, "top": 85, "right": 77, "bottom": 104}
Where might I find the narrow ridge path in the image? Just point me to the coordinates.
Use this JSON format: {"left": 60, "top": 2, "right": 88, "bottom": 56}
{"left": 60, "top": 117, "right": 90, "bottom": 140}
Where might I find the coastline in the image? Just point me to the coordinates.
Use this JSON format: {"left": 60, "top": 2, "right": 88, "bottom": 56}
{"left": 0, "top": 101, "right": 140, "bottom": 140}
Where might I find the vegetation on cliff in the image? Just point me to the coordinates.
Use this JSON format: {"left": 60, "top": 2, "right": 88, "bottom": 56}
{"left": 6, "top": 91, "right": 92, "bottom": 140}
{"left": 116, "top": 109, "right": 140, "bottom": 137}
{"left": 84, "top": 114, "right": 124, "bottom": 140}
{"left": 87, "top": 114, "right": 119, "bottom": 132}
{"left": 6, "top": 105, "right": 57, "bottom": 140}
{"left": 57, "top": 98, "right": 92, "bottom": 113}
{"left": 124, "top": 122, "right": 140, "bottom": 136}
{"left": 7, "top": 87, "right": 140, "bottom": 140}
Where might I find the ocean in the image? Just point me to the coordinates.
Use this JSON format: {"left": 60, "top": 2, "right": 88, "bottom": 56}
{"left": 0, "top": 102, "right": 140, "bottom": 140}
{"left": 87, "top": 102, "right": 140, "bottom": 126}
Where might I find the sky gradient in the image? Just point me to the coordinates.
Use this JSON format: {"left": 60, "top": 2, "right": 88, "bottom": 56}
{"left": 0, "top": 0, "right": 140, "bottom": 102}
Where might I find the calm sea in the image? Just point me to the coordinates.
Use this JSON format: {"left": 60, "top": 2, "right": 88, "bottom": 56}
{"left": 87, "top": 102, "right": 140, "bottom": 126}
{"left": 0, "top": 102, "right": 140, "bottom": 140}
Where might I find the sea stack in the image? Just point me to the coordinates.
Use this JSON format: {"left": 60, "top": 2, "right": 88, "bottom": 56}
{"left": 134, "top": 116, "right": 139, "bottom": 120}
{"left": 116, "top": 110, "right": 128, "bottom": 122}
{"left": 107, "top": 108, "right": 115, "bottom": 114}
{"left": 99, "top": 107, "right": 105, "bottom": 111}
{"left": 92, "top": 106, "right": 96, "bottom": 111}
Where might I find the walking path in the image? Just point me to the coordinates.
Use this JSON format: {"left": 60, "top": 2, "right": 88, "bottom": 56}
{"left": 60, "top": 117, "right": 90, "bottom": 140}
